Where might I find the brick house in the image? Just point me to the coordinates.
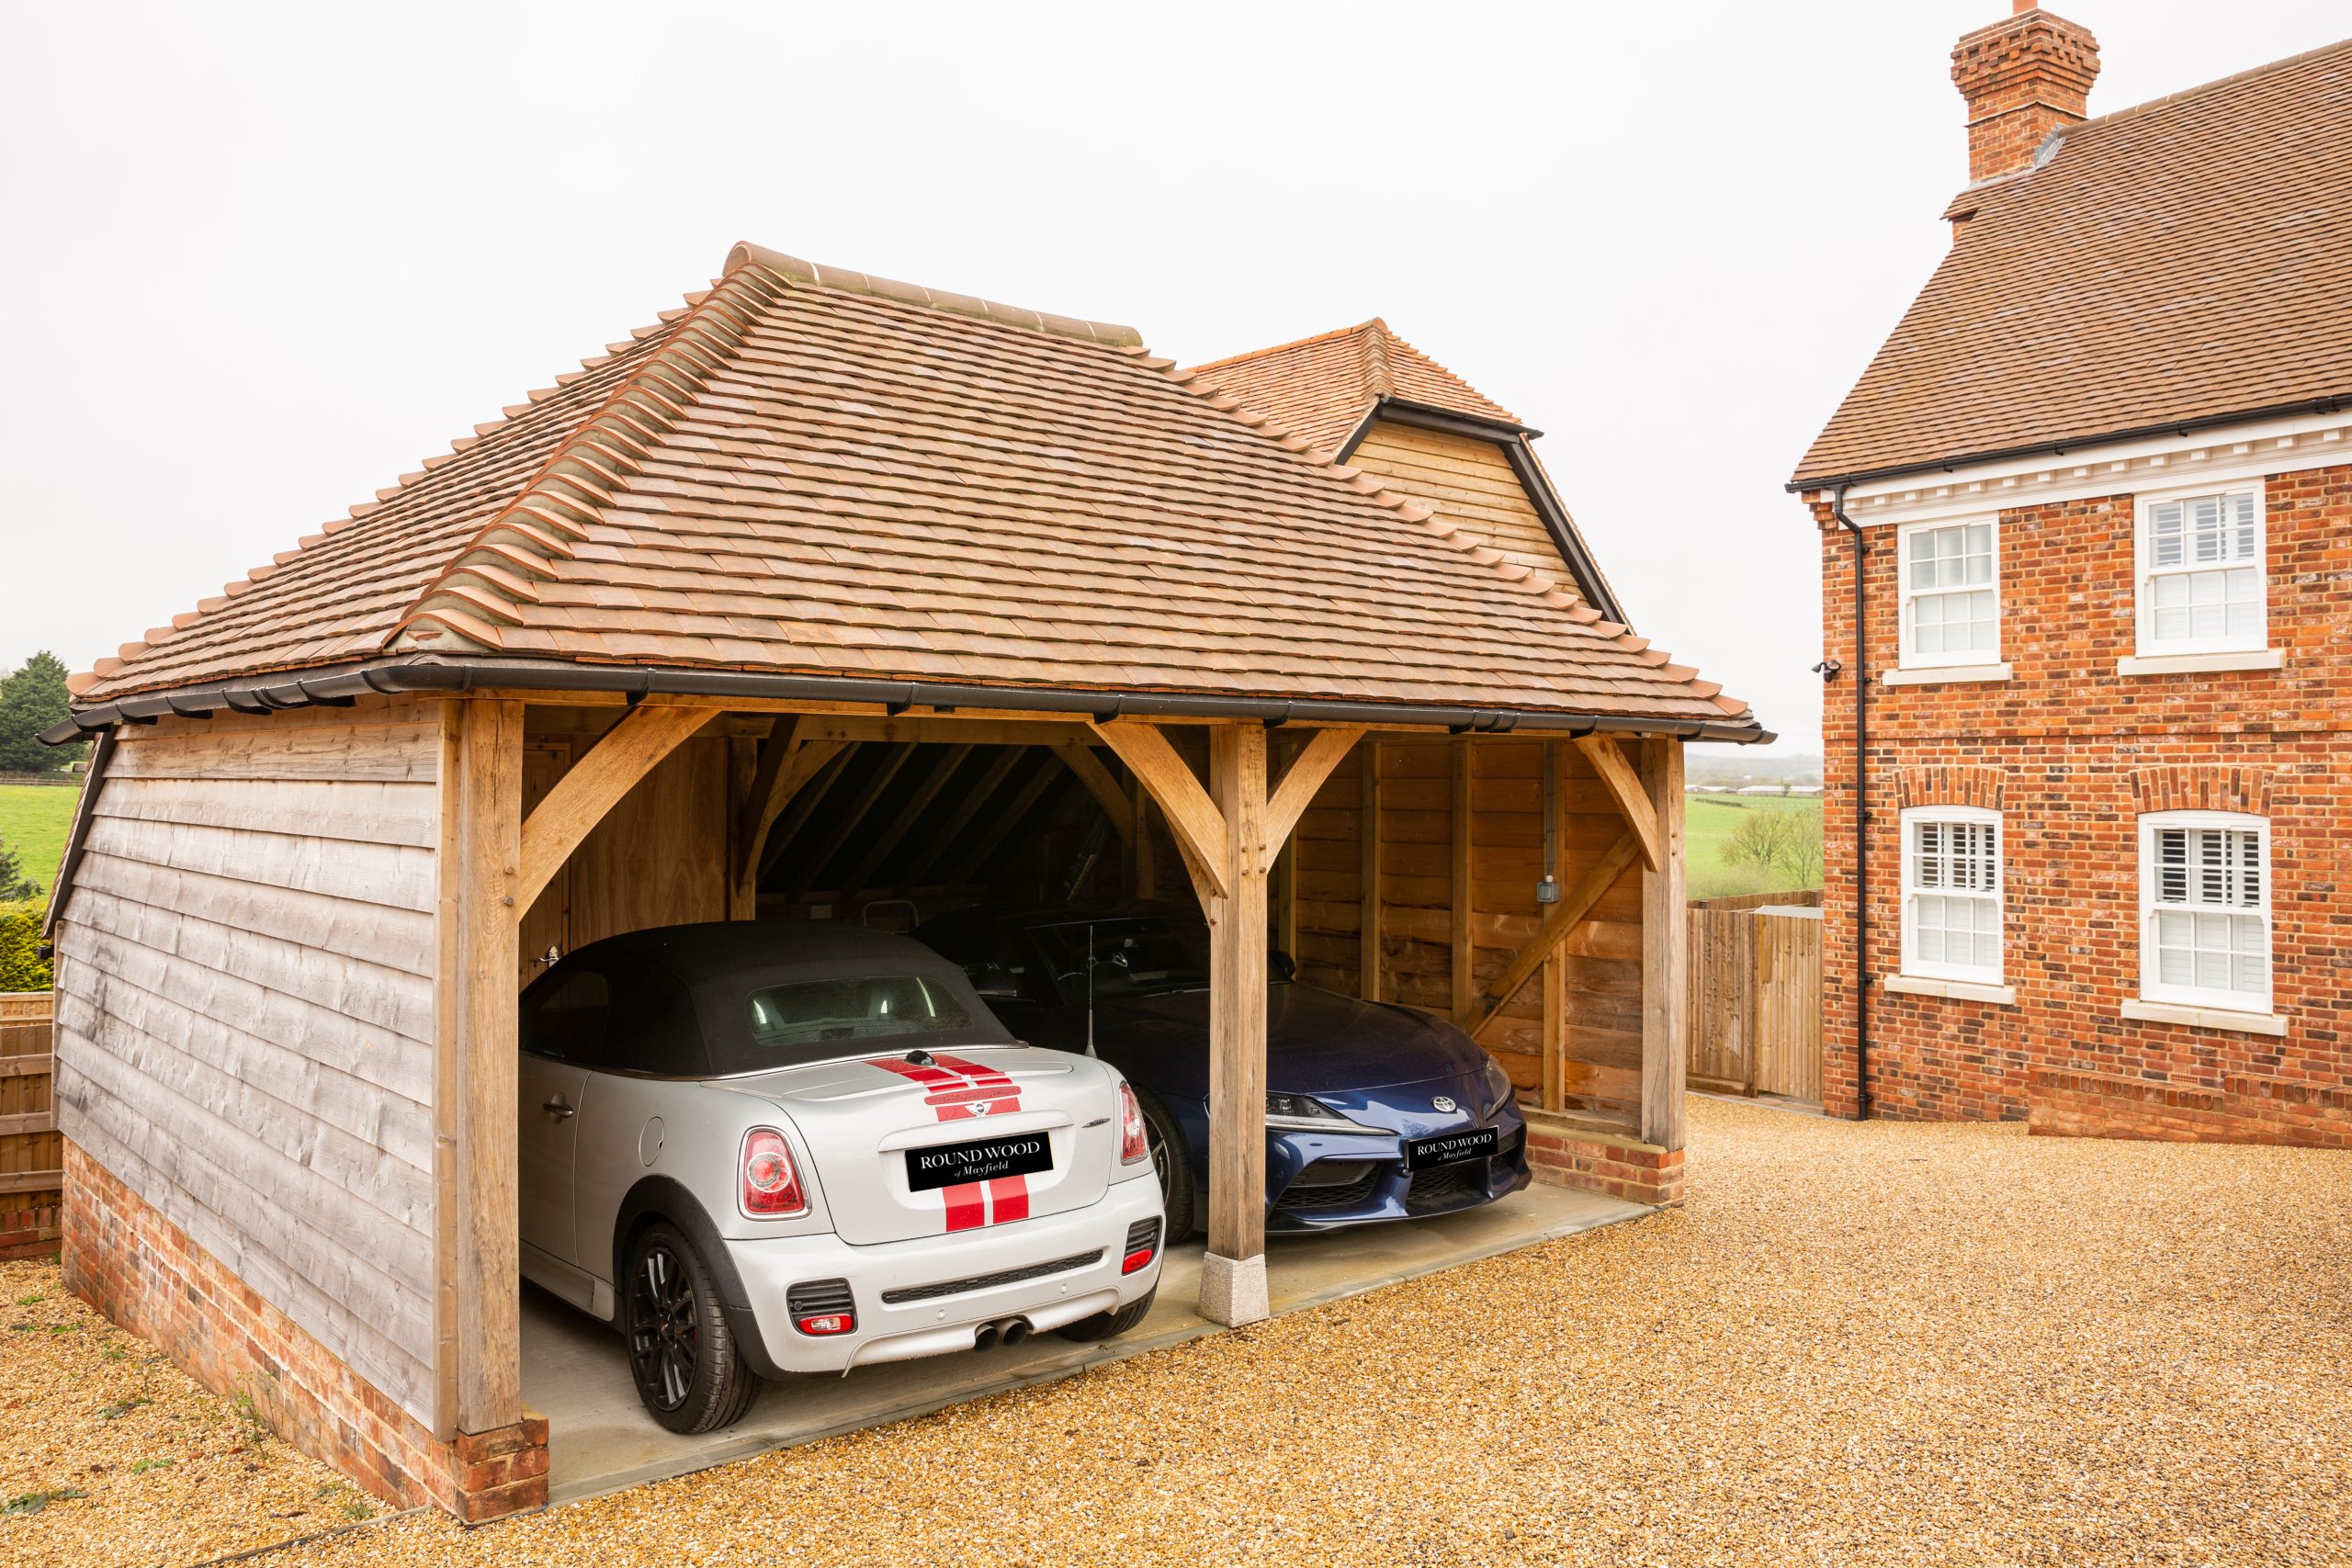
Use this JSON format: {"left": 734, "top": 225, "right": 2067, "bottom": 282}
{"left": 1790, "top": 6, "right": 2352, "bottom": 1144}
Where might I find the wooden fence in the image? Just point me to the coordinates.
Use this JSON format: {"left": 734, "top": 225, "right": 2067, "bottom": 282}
{"left": 1687, "top": 896, "right": 1822, "bottom": 1101}
{"left": 0, "top": 991, "right": 61, "bottom": 1258}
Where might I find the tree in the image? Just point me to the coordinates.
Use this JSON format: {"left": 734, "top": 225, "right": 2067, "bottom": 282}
{"left": 0, "top": 651, "right": 81, "bottom": 773}
{"left": 0, "top": 838, "right": 37, "bottom": 904}
{"left": 1723, "top": 807, "right": 1825, "bottom": 889}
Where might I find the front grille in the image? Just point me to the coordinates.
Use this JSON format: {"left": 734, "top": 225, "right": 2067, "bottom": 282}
{"left": 1125, "top": 1217, "right": 1161, "bottom": 1255}
{"left": 879, "top": 1249, "right": 1103, "bottom": 1305}
{"left": 1274, "top": 1162, "right": 1383, "bottom": 1215}
{"left": 1404, "top": 1161, "right": 1487, "bottom": 1214}
{"left": 787, "top": 1277, "right": 854, "bottom": 1317}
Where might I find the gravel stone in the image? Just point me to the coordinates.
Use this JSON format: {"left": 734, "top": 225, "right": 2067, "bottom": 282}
{"left": 6, "top": 1097, "right": 2346, "bottom": 1566}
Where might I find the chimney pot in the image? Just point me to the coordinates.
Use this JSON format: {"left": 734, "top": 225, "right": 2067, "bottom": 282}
{"left": 1951, "top": 6, "right": 2101, "bottom": 185}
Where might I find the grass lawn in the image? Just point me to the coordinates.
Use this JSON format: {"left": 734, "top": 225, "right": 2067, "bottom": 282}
{"left": 0, "top": 781, "right": 83, "bottom": 896}
{"left": 1685, "top": 793, "right": 1821, "bottom": 902}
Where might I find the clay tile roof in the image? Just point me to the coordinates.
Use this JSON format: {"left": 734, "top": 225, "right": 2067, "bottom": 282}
{"left": 1792, "top": 37, "right": 2352, "bottom": 488}
{"left": 1185, "top": 321, "right": 1521, "bottom": 456}
{"left": 75, "top": 243, "right": 1752, "bottom": 729}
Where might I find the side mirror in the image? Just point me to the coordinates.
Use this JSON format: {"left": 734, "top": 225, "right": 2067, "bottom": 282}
{"left": 1270, "top": 950, "right": 1298, "bottom": 982}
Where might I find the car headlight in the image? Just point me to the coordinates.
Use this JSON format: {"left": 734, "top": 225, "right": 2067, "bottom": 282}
{"left": 1265, "top": 1092, "right": 1380, "bottom": 1134}
{"left": 1482, "top": 1057, "right": 1515, "bottom": 1115}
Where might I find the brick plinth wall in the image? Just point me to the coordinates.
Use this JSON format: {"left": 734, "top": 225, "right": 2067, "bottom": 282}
{"left": 61, "top": 1141, "right": 548, "bottom": 1522}
{"left": 0, "top": 1203, "right": 62, "bottom": 1261}
{"left": 2031, "top": 1070, "right": 2350, "bottom": 1147}
{"left": 1521, "top": 1111, "right": 1684, "bottom": 1205}
{"left": 1810, "top": 464, "right": 2352, "bottom": 1137}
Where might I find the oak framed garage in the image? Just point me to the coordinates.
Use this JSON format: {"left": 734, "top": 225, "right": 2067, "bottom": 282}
{"left": 40, "top": 244, "right": 1762, "bottom": 1519}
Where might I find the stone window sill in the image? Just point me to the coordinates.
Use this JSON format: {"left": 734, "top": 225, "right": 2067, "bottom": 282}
{"left": 2120, "top": 998, "right": 2288, "bottom": 1036}
{"left": 1881, "top": 662, "right": 2012, "bottom": 686}
{"left": 2116, "top": 649, "right": 2283, "bottom": 676}
{"left": 1883, "top": 974, "right": 2017, "bottom": 1006}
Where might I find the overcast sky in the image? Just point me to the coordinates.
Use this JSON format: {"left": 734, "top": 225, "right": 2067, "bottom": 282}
{"left": 3, "top": 1, "right": 2341, "bottom": 752}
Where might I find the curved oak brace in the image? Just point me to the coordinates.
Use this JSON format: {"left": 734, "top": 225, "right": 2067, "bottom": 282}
{"left": 1575, "top": 735, "right": 1661, "bottom": 872}
{"left": 1049, "top": 741, "right": 1136, "bottom": 845}
{"left": 1265, "top": 727, "right": 1364, "bottom": 848}
{"left": 733, "top": 732, "right": 849, "bottom": 908}
{"left": 516, "top": 705, "right": 720, "bottom": 911}
{"left": 1087, "top": 721, "right": 1228, "bottom": 901}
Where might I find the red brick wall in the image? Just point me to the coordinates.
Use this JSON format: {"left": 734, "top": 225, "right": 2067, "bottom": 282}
{"left": 62, "top": 1141, "right": 548, "bottom": 1522}
{"left": 1522, "top": 1111, "right": 1684, "bottom": 1206}
{"left": 1812, "top": 464, "right": 2352, "bottom": 1137}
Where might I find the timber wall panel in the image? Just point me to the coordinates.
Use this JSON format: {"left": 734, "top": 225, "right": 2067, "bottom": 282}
{"left": 50, "top": 702, "right": 440, "bottom": 1423}
{"left": 1346, "top": 424, "right": 1566, "bottom": 583}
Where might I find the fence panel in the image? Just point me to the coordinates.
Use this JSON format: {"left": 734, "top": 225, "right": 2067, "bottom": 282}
{"left": 1685, "top": 905, "right": 1821, "bottom": 1102}
{"left": 0, "top": 991, "right": 61, "bottom": 1258}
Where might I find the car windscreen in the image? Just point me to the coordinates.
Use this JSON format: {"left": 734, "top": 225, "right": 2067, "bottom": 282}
{"left": 1031, "top": 917, "right": 1213, "bottom": 998}
{"left": 699, "top": 963, "right": 1011, "bottom": 1075}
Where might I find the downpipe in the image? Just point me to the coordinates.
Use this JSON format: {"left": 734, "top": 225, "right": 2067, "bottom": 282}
{"left": 1832, "top": 484, "right": 1870, "bottom": 1121}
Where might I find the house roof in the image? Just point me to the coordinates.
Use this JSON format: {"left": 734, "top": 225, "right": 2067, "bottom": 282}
{"left": 1185, "top": 320, "right": 1521, "bottom": 456}
{"left": 1792, "top": 37, "right": 2352, "bottom": 489}
{"left": 75, "top": 244, "right": 1753, "bottom": 732}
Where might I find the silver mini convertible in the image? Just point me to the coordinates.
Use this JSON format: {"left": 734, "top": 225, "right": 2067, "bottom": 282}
{"left": 516, "top": 922, "right": 1166, "bottom": 1432}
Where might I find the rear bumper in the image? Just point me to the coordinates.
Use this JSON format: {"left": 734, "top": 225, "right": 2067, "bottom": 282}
{"left": 727, "top": 1175, "right": 1164, "bottom": 1375}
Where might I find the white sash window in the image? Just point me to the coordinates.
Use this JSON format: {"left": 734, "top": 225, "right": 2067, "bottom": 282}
{"left": 1901, "top": 807, "right": 2002, "bottom": 984}
{"left": 1898, "top": 520, "right": 1998, "bottom": 668}
{"left": 2140, "top": 811, "right": 2270, "bottom": 1011}
{"left": 2136, "top": 487, "right": 2266, "bottom": 655}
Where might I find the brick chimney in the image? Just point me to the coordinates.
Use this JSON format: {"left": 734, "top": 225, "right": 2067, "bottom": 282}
{"left": 1951, "top": 3, "right": 2101, "bottom": 184}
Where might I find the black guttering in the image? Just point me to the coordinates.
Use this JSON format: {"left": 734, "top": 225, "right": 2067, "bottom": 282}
{"left": 1830, "top": 485, "right": 1869, "bottom": 1122}
{"left": 1785, "top": 394, "right": 2350, "bottom": 495}
{"left": 40, "top": 655, "right": 1774, "bottom": 746}
{"left": 1333, "top": 397, "right": 1631, "bottom": 626}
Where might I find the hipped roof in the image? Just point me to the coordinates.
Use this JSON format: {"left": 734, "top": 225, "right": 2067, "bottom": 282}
{"left": 1792, "top": 37, "right": 2352, "bottom": 489}
{"left": 74, "top": 243, "right": 1752, "bottom": 731}
{"left": 1187, "top": 319, "right": 1523, "bottom": 456}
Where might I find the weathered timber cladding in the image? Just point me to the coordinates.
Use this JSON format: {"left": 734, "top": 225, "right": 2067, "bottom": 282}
{"left": 51, "top": 698, "right": 440, "bottom": 1422}
{"left": 1347, "top": 423, "right": 1564, "bottom": 583}
{"left": 1293, "top": 737, "right": 1646, "bottom": 1133}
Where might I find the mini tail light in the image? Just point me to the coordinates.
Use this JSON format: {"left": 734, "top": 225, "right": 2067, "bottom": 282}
{"left": 795, "top": 1313, "right": 854, "bottom": 1337}
{"left": 740, "top": 1127, "right": 808, "bottom": 1218}
{"left": 1117, "top": 1083, "right": 1149, "bottom": 1165}
{"left": 1121, "top": 1247, "right": 1156, "bottom": 1276}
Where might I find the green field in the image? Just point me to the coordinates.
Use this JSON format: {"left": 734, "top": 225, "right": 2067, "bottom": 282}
{"left": 0, "top": 782, "right": 82, "bottom": 897}
{"left": 1686, "top": 793, "right": 1822, "bottom": 902}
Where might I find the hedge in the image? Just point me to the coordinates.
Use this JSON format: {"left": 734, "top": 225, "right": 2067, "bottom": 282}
{"left": 0, "top": 900, "right": 49, "bottom": 993}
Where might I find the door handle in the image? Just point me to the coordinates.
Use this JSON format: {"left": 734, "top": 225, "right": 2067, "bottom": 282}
{"left": 542, "top": 1097, "right": 575, "bottom": 1122}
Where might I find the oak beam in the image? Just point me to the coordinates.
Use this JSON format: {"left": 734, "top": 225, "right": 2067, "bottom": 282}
{"left": 1050, "top": 742, "right": 1136, "bottom": 845}
{"left": 1451, "top": 742, "right": 1474, "bottom": 1015}
{"left": 948, "top": 753, "right": 1061, "bottom": 886}
{"left": 1359, "top": 742, "right": 1382, "bottom": 1001}
{"left": 1264, "top": 727, "right": 1364, "bottom": 848}
{"left": 902, "top": 747, "right": 1026, "bottom": 888}
{"left": 1087, "top": 721, "right": 1229, "bottom": 899}
{"left": 437, "top": 698, "right": 524, "bottom": 1435}
{"left": 1640, "top": 738, "right": 1690, "bottom": 1150}
{"left": 1456, "top": 829, "right": 1642, "bottom": 1041}
{"left": 1201, "top": 723, "right": 1271, "bottom": 1326}
{"left": 788, "top": 743, "right": 916, "bottom": 904}
{"left": 837, "top": 744, "right": 973, "bottom": 897}
{"left": 1576, "top": 735, "right": 1662, "bottom": 872}
{"left": 516, "top": 704, "right": 720, "bottom": 910}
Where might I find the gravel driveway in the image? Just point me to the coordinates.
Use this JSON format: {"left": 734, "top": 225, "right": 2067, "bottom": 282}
{"left": 7, "top": 1096, "right": 2348, "bottom": 1567}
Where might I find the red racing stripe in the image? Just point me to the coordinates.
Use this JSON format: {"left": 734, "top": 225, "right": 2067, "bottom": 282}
{"left": 869, "top": 1054, "right": 1028, "bottom": 1231}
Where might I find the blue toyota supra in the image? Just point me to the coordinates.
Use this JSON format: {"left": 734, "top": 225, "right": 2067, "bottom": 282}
{"left": 912, "top": 904, "right": 1529, "bottom": 1237}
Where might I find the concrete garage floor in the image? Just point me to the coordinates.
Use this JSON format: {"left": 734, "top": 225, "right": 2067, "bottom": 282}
{"left": 523, "top": 1182, "right": 1646, "bottom": 1503}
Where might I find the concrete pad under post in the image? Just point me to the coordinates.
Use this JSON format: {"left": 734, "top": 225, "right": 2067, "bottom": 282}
{"left": 1198, "top": 1250, "right": 1269, "bottom": 1326}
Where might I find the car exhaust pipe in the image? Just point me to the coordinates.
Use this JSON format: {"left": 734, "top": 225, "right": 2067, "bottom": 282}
{"left": 973, "top": 1323, "right": 1000, "bottom": 1352}
{"left": 1001, "top": 1318, "right": 1030, "bottom": 1348}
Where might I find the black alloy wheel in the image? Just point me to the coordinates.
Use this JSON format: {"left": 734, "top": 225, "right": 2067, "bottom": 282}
{"left": 622, "top": 1221, "right": 763, "bottom": 1434}
{"left": 1129, "top": 1085, "right": 1194, "bottom": 1242}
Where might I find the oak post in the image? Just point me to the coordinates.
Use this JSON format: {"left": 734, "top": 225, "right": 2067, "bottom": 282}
{"left": 439, "top": 697, "right": 524, "bottom": 1435}
{"left": 1202, "top": 722, "right": 1270, "bottom": 1325}
{"left": 1639, "top": 737, "right": 1690, "bottom": 1150}
{"left": 1359, "top": 741, "right": 1381, "bottom": 1001}
{"left": 1451, "top": 741, "right": 1474, "bottom": 1014}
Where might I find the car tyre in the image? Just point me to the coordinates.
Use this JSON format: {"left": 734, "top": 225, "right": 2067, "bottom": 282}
{"left": 1131, "top": 1086, "right": 1195, "bottom": 1243}
{"left": 1054, "top": 1284, "right": 1158, "bottom": 1343}
{"left": 622, "top": 1221, "right": 763, "bottom": 1434}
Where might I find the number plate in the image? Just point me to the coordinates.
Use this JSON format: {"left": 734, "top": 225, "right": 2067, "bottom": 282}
{"left": 1403, "top": 1127, "right": 1498, "bottom": 1171}
{"left": 905, "top": 1133, "right": 1054, "bottom": 1191}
